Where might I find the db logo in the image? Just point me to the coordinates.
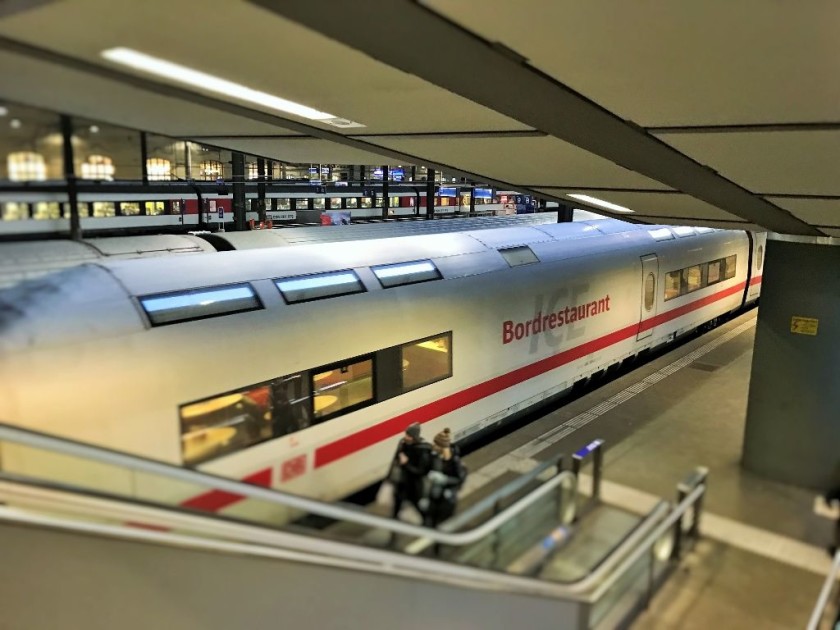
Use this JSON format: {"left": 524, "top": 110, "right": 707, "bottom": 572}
{"left": 281, "top": 454, "right": 307, "bottom": 482}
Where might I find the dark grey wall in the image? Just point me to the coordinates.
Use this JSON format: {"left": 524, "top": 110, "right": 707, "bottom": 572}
{"left": 742, "top": 239, "right": 840, "bottom": 489}
{"left": 0, "top": 521, "right": 582, "bottom": 630}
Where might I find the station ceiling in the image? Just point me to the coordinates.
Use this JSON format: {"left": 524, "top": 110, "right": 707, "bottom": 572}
{"left": 0, "top": 0, "right": 837, "bottom": 236}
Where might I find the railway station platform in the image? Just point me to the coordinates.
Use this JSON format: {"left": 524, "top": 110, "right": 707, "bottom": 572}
{"left": 0, "top": 308, "right": 835, "bottom": 628}
{"left": 461, "top": 308, "right": 835, "bottom": 628}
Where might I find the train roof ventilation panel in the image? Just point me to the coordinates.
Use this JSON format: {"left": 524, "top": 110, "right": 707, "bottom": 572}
{"left": 499, "top": 245, "right": 540, "bottom": 267}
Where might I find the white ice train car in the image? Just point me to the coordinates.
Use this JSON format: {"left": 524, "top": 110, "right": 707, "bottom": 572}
{"left": 0, "top": 219, "right": 765, "bottom": 521}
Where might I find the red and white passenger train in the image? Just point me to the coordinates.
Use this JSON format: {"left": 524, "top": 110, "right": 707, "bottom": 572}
{"left": 0, "top": 219, "right": 764, "bottom": 521}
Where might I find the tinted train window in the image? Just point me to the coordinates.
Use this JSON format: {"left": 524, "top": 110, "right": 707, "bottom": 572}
{"left": 756, "top": 245, "right": 764, "bottom": 270}
{"left": 664, "top": 271, "right": 681, "bottom": 301}
{"left": 724, "top": 255, "right": 737, "bottom": 279}
{"left": 664, "top": 255, "right": 737, "bottom": 301}
{"left": 683, "top": 265, "right": 702, "bottom": 293}
{"left": 140, "top": 283, "right": 262, "bottom": 326}
{"left": 372, "top": 260, "right": 442, "bottom": 288}
{"left": 401, "top": 333, "right": 452, "bottom": 392}
{"left": 644, "top": 273, "right": 655, "bottom": 312}
{"left": 312, "top": 357, "right": 374, "bottom": 421}
{"left": 275, "top": 270, "right": 366, "bottom": 304}
{"left": 180, "top": 383, "right": 273, "bottom": 466}
{"left": 707, "top": 260, "right": 721, "bottom": 285}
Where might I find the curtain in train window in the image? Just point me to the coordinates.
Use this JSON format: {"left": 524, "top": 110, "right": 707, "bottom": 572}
{"left": 401, "top": 334, "right": 452, "bottom": 392}
{"left": 664, "top": 271, "right": 682, "bottom": 301}
{"left": 724, "top": 255, "right": 737, "bottom": 279}
{"left": 180, "top": 383, "right": 273, "bottom": 466}
{"left": 311, "top": 358, "right": 374, "bottom": 421}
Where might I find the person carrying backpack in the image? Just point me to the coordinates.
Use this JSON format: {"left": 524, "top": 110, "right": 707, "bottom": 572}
{"left": 422, "top": 428, "right": 467, "bottom": 528}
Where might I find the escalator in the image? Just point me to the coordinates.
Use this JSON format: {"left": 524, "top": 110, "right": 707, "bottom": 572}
{"left": 0, "top": 421, "right": 706, "bottom": 629}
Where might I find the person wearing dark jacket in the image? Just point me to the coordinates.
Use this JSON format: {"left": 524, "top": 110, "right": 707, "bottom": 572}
{"left": 422, "top": 428, "right": 467, "bottom": 528}
{"left": 389, "top": 422, "right": 432, "bottom": 520}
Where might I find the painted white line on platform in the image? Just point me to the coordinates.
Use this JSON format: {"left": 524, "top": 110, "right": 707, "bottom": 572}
{"left": 595, "top": 475, "right": 834, "bottom": 576}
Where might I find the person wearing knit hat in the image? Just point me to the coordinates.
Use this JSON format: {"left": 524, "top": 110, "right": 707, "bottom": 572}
{"left": 405, "top": 422, "right": 422, "bottom": 441}
{"left": 433, "top": 428, "right": 452, "bottom": 451}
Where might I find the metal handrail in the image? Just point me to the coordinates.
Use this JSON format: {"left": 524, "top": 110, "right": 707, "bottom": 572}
{"left": 439, "top": 452, "right": 564, "bottom": 533}
{"left": 0, "top": 477, "right": 673, "bottom": 602}
{"left": 0, "top": 421, "right": 570, "bottom": 547}
{"left": 807, "top": 549, "right": 840, "bottom": 630}
{"left": 588, "top": 483, "right": 705, "bottom": 602}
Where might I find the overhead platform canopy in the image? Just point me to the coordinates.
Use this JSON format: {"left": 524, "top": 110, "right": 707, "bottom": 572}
{"left": 0, "top": 0, "right": 837, "bottom": 236}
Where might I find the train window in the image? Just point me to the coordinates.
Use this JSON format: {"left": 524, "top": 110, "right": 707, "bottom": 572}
{"left": 33, "top": 202, "right": 61, "bottom": 220}
{"left": 499, "top": 246, "right": 539, "bottom": 267}
{"left": 270, "top": 373, "right": 312, "bottom": 437}
{"left": 376, "top": 195, "right": 384, "bottom": 206}
{"left": 346, "top": 197, "right": 359, "bottom": 209}
{"left": 330, "top": 197, "right": 342, "bottom": 209}
{"left": 644, "top": 273, "right": 655, "bottom": 312}
{"left": 360, "top": 197, "right": 373, "bottom": 208}
{"left": 707, "top": 260, "right": 721, "bottom": 285}
{"left": 372, "top": 259, "right": 442, "bottom": 289}
{"left": 313, "top": 198, "right": 326, "bottom": 210}
{"left": 723, "top": 255, "right": 737, "bottom": 280}
{"left": 664, "top": 271, "right": 681, "bottom": 301}
{"left": 120, "top": 202, "right": 141, "bottom": 216}
{"left": 648, "top": 228, "right": 674, "bottom": 241}
{"left": 139, "top": 283, "right": 262, "bottom": 326}
{"left": 683, "top": 265, "right": 702, "bottom": 293}
{"left": 311, "top": 357, "right": 374, "bottom": 422}
{"left": 145, "top": 201, "right": 166, "bottom": 216}
{"left": 756, "top": 245, "right": 763, "bottom": 270}
{"left": 401, "top": 333, "right": 452, "bottom": 392}
{"left": 92, "top": 201, "right": 116, "bottom": 217}
{"left": 696, "top": 227, "right": 715, "bottom": 234}
{"left": 1, "top": 203, "right": 29, "bottom": 220}
{"left": 180, "top": 382, "right": 273, "bottom": 466}
{"left": 278, "top": 198, "right": 291, "bottom": 210}
{"left": 390, "top": 196, "right": 400, "bottom": 206}
{"left": 294, "top": 198, "right": 309, "bottom": 210}
{"left": 76, "top": 203, "right": 91, "bottom": 217}
{"left": 274, "top": 270, "right": 366, "bottom": 304}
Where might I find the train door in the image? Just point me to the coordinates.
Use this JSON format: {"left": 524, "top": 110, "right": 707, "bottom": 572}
{"left": 637, "top": 254, "right": 659, "bottom": 341}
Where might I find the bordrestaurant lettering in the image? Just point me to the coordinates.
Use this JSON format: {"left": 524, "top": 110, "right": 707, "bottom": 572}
{"left": 502, "top": 295, "right": 611, "bottom": 344}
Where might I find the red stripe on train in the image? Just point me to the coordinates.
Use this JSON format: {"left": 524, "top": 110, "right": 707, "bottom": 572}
{"left": 179, "top": 467, "right": 272, "bottom": 512}
{"left": 314, "top": 280, "right": 748, "bottom": 468}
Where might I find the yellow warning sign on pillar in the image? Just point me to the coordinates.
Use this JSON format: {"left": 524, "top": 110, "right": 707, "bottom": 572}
{"left": 790, "top": 316, "right": 819, "bottom": 336}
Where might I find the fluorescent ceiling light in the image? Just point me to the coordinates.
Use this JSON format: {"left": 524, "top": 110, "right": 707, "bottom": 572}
{"left": 101, "top": 47, "right": 335, "bottom": 121}
{"left": 567, "top": 193, "right": 634, "bottom": 213}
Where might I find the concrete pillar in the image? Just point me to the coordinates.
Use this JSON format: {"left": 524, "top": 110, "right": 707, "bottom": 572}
{"left": 742, "top": 235, "right": 840, "bottom": 490}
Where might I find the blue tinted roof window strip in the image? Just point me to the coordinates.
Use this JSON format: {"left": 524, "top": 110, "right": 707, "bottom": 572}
{"left": 276, "top": 271, "right": 360, "bottom": 293}
{"left": 373, "top": 261, "right": 437, "bottom": 279}
{"left": 274, "top": 269, "right": 365, "bottom": 304}
{"left": 139, "top": 283, "right": 261, "bottom": 326}
{"left": 141, "top": 285, "right": 255, "bottom": 313}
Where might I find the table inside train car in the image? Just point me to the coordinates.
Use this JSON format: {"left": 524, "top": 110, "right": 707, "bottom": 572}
{"left": 182, "top": 427, "right": 237, "bottom": 462}
{"left": 180, "top": 393, "right": 243, "bottom": 419}
{"left": 314, "top": 394, "right": 338, "bottom": 414}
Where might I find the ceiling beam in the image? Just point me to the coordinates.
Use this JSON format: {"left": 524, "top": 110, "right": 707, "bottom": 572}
{"left": 0, "top": 36, "right": 562, "bottom": 205}
{"left": 252, "top": 0, "right": 822, "bottom": 236}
